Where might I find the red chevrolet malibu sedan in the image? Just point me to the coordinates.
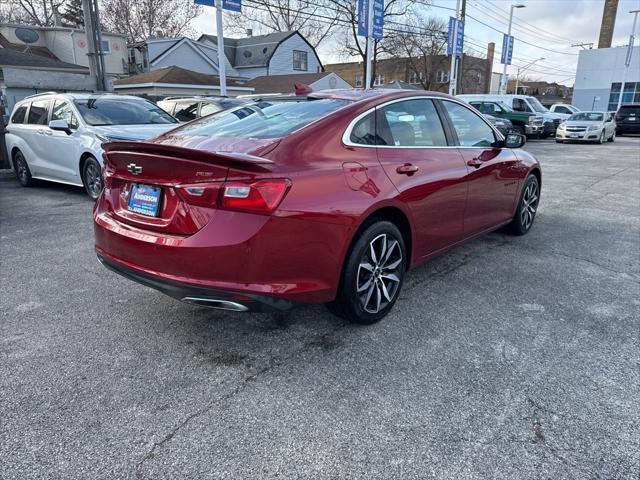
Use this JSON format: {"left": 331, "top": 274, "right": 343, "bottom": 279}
{"left": 94, "top": 89, "right": 540, "bottom": 324}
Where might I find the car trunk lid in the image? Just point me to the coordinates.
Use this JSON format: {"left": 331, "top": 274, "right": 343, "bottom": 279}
{"left": 101, "top": 140, "right": 278, "bottom": 235}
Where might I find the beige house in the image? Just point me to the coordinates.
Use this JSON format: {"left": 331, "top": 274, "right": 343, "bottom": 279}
{"left": 0, "top": 23, "right": 128, "bottom": 77}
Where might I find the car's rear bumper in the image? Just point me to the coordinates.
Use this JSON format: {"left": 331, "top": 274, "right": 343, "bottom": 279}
{"left": 616, "top": 123, "right": 640, "bottom": 134}
{"left": 94, "top": 199, "right": 347, "bottom": 306}
{"left": 97, "top": 251, "right": 297, "bottom": 312}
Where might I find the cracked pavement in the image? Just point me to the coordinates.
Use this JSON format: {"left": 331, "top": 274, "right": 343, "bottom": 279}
{"left": 1, "top": 137, "right": 639, "bottom": 479}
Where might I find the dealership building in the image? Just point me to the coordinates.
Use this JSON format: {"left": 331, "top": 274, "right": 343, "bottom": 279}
{"left": 572, "top": 45, "right": 640, "bottom": 111}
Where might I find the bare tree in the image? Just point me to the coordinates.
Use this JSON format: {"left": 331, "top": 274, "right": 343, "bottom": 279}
{"left": 327, "top": 0, "right": 410, "bottom": 88}
{"left": 389, "top": 14, "right": 448, "bottom": 90}
{"left": 0, "top": 0, "right": 66, "bottom": 26}
{"left": 225, "top": 0, "right": 337, "bottom": 48}
{"left": 101, "top": 0, "right": 202, "bottom": 42}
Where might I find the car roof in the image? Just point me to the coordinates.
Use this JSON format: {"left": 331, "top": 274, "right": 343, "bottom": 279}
{"left": 17, "top": 92, "right": 151, "bottom": 103}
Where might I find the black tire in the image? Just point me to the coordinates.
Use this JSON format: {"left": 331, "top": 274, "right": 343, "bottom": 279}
{"left": 13, "top": 150, "right": 33, "bottom": 187}
{"left": 607, "top": 131, "right": 615, "bottom": 142}
{"left": 327, "top": 221, "right": 406, "bottom": 324}
{"left": 505, "top": 174, "right": 540, "bottom": 236}
{"left": 555, "top": 139, "right": 563, "bottom": 143}
{"left": 82, "top": 156, "right": 103, "bottom": 201}
{"left": 513, "top": 124, "right": 525, "bottom": 135}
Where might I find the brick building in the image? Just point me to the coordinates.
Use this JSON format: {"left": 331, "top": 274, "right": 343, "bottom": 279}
{"left": 325, "top": 54, "right": 489, "bottom": 93}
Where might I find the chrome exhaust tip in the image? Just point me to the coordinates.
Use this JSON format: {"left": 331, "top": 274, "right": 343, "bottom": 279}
{"left": 181, "top": 297, "right": 249, "bottom": 312}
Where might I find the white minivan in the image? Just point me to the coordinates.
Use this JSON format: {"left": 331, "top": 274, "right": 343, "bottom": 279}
{"left": 5, "top": 92, "right": 179, "bottom": 199}
{"left": 458, "top": 94, "right": 570, "bottom": 137}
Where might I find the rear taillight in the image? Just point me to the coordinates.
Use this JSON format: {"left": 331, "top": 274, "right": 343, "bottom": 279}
{"left": 176, "top": 179, "right": 291, "bottom": 214}
{"left": 220, "top": 179, "right": 291, "bottom": 215}
{"left": 176, "top": 184, "right": 223, "bottom": 208}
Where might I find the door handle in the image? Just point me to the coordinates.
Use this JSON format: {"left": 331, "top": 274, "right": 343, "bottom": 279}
{"left": 467, "top": 158, "right": 483, "bottom": 168}
{"left": 38, "top": 129, "right": 52, "bottom": 136}
{"left": 396, "top": 163, "right": 419, "bottom": 175}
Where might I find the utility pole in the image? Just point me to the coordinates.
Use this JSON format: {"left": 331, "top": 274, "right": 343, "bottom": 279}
{"left": 82, "top": 0, "right": 102, "bottom": 90}
{"left": 364, "top": 0, "right": 374, "bottom": 89}
{"left": 484, "top": 42, "right": 495, "bottom": 94}
{"left": 215, "top": 1, "right": 227, "bottom": 96}
{"left": 617, "top": 9, "right": 639, "bottom": 110}
{"left": 456, "top": 0, "right": 466, "bottom": 94}
{"left": 448, "top": 0, "right": 461, "bottom": 95}
{"left": 93, "top": 0, "right": 107, "bottom": 91}
{"left": 501, "top": 3, "right": 525, "bottom": 94}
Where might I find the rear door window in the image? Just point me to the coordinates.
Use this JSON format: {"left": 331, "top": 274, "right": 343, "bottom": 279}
{"left": 173, "top": 101, "right": 199, "bottom": 122}
{"left": 442, "top": 100, "right": 497, "bottom": 147}
{"left": 200, "top": 102, "right": 223, "bottom": 117}
{"left": 11, "top": 105, "right": 27, "bottom": 124}
{"left": 27, "top": 100, "right": 51, "bottom": 125}
{"left": 378, "top": 99, "right": 448, "bottom": 147}
{"left": 513, "top": 98, "right": 531, "bottom": 112}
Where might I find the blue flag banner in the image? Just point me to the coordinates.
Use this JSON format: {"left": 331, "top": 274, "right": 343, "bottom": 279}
{"left": 372, "top": 0, "right": 384, "bottom": 40}
{"left": 501, "top": 34, "right": 514, "bottom": 65}
{"left": 447, "top": 17, "right": 464, "bottom": 57}
{"left": 357, "top": 0, "right": 369, "bottom": 37}
{"left": 195, "top": 0, "right": 241, "bottom": 11}
{"left": 223, "top": 0, "right": 241, "bottom": 11}
{"left": 357, "top": 0, "right": 384, "bottom": 39}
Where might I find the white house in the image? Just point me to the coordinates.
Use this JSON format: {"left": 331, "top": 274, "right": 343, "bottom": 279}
{"left": 573, "top": 45, "right": 640, "bottom": 111}
{"left": 198, "top": 31, "right": 323, "bottom": 79}
{"left": 245, "top": 72, "right": 350, "bottom": 94}
{"left": 127, "top": 37, "right": 238, "bottom": 78}
{"left": 0, "top": 22, "right": 127, "bottom": 76}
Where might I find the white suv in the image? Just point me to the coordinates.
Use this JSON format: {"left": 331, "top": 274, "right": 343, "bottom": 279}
{"left": 5, "top": 92, "right": 179, "bottom": 199}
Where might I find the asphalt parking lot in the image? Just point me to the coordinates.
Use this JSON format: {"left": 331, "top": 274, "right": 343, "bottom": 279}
{"left": 1, "top": 137, "right": 639, "bottom": 479}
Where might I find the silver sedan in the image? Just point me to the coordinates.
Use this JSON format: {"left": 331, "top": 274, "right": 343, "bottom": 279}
{"left": 555, "top": 111, "right": 616, "bottom": 144}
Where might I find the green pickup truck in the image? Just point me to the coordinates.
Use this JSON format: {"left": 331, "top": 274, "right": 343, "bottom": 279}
{"left": 467, "top": 100, "right": 545, "bottom": 137}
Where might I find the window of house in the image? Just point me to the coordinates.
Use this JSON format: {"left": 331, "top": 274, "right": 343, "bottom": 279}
{"left": 373, "top": 74, "right": 385, "bottom": 86}
{"left": 128, "top": 48, "right": 136, "bottom": 64}
{"left": 441, "top": 101, "right": 496, "bottom": 148}
{"left": 378, "top": 99, "right": 448, "bottom": 147}
{"left": 293, "top": 50, "right": 308, "bottom": 71}
{"left": 11, "top": 105, "right": 27, "bottom": 124}
{"left": 51, "top": 101, "right": 79, "bottom": 129}
{"left": 27, "top": 100, "right": 50, "bottom": 125}
{"left": 100, "top": 39, "right": 111, "bottom": 54}
{"left": 409, "top": 71, "right": 425, "bottom": 84}
{"left": 436, "top": 70, "right": 449, "bottom": 83}
{"left": 355, "top": 75, "right": 363, "bottom": 88}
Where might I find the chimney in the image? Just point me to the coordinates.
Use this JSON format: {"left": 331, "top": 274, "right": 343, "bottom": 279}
{"left": 598, "top": 0, "right": 619, "bottom": 48}
{"left": 246, "top": 28, "right": 253, "bottom": 37}
{"left": 156, "top": 30, "right": 163, "bottom": 38}
{"left": 485, "top": 42, "right": 495, "bottom": 94}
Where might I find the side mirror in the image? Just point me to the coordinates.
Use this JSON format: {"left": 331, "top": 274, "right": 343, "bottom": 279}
{"left": 49, "top": 119, "right": 72, "bottom": 135}
{"left": 505, "top": 133, "right": 526, "bottom": 149}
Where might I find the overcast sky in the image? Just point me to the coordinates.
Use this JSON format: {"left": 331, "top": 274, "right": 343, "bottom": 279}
{"left": 193, "top": 0, "right": 640, "bottom": 86}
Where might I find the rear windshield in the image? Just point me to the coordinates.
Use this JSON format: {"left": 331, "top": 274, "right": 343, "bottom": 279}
{"left": 618, "top": 105, "right": 640, "bottom": 115}
{"left": 174, "top": 99, "right": 349, "bottom": 139}
{"left": 74, "top": 98, "right": 178, "bottom": 126}
{"left": 569, "top": 112, "right": 603, "bottom": 121}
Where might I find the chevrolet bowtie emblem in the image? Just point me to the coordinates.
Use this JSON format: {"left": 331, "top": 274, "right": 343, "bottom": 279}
{"left": 127, "top": 163, "right": 142, "bottom": 175}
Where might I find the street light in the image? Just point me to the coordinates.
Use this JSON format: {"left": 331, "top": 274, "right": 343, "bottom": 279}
{"left": 515, "top": 57, "right": 545, "bottom": 94}
{"left": 501, "top": 3, "right": 525, "bottom": 94}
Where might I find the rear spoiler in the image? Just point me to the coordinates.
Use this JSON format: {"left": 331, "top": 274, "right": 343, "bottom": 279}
{"left": 102, "top": 141, "right": 274, "bottom": 169}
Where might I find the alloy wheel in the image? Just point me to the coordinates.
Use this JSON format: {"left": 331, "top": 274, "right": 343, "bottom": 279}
{"left": 357, "top": 233, "right": 403, "bottom": 314}
{"left": 84, "top": 162, "right": 103, "bottom": 198}
{"left": 520, "top": 180, "right": 538, "bottom": 231}
{"left": 15, "top": 154, "right": 28, "bottom": 183}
